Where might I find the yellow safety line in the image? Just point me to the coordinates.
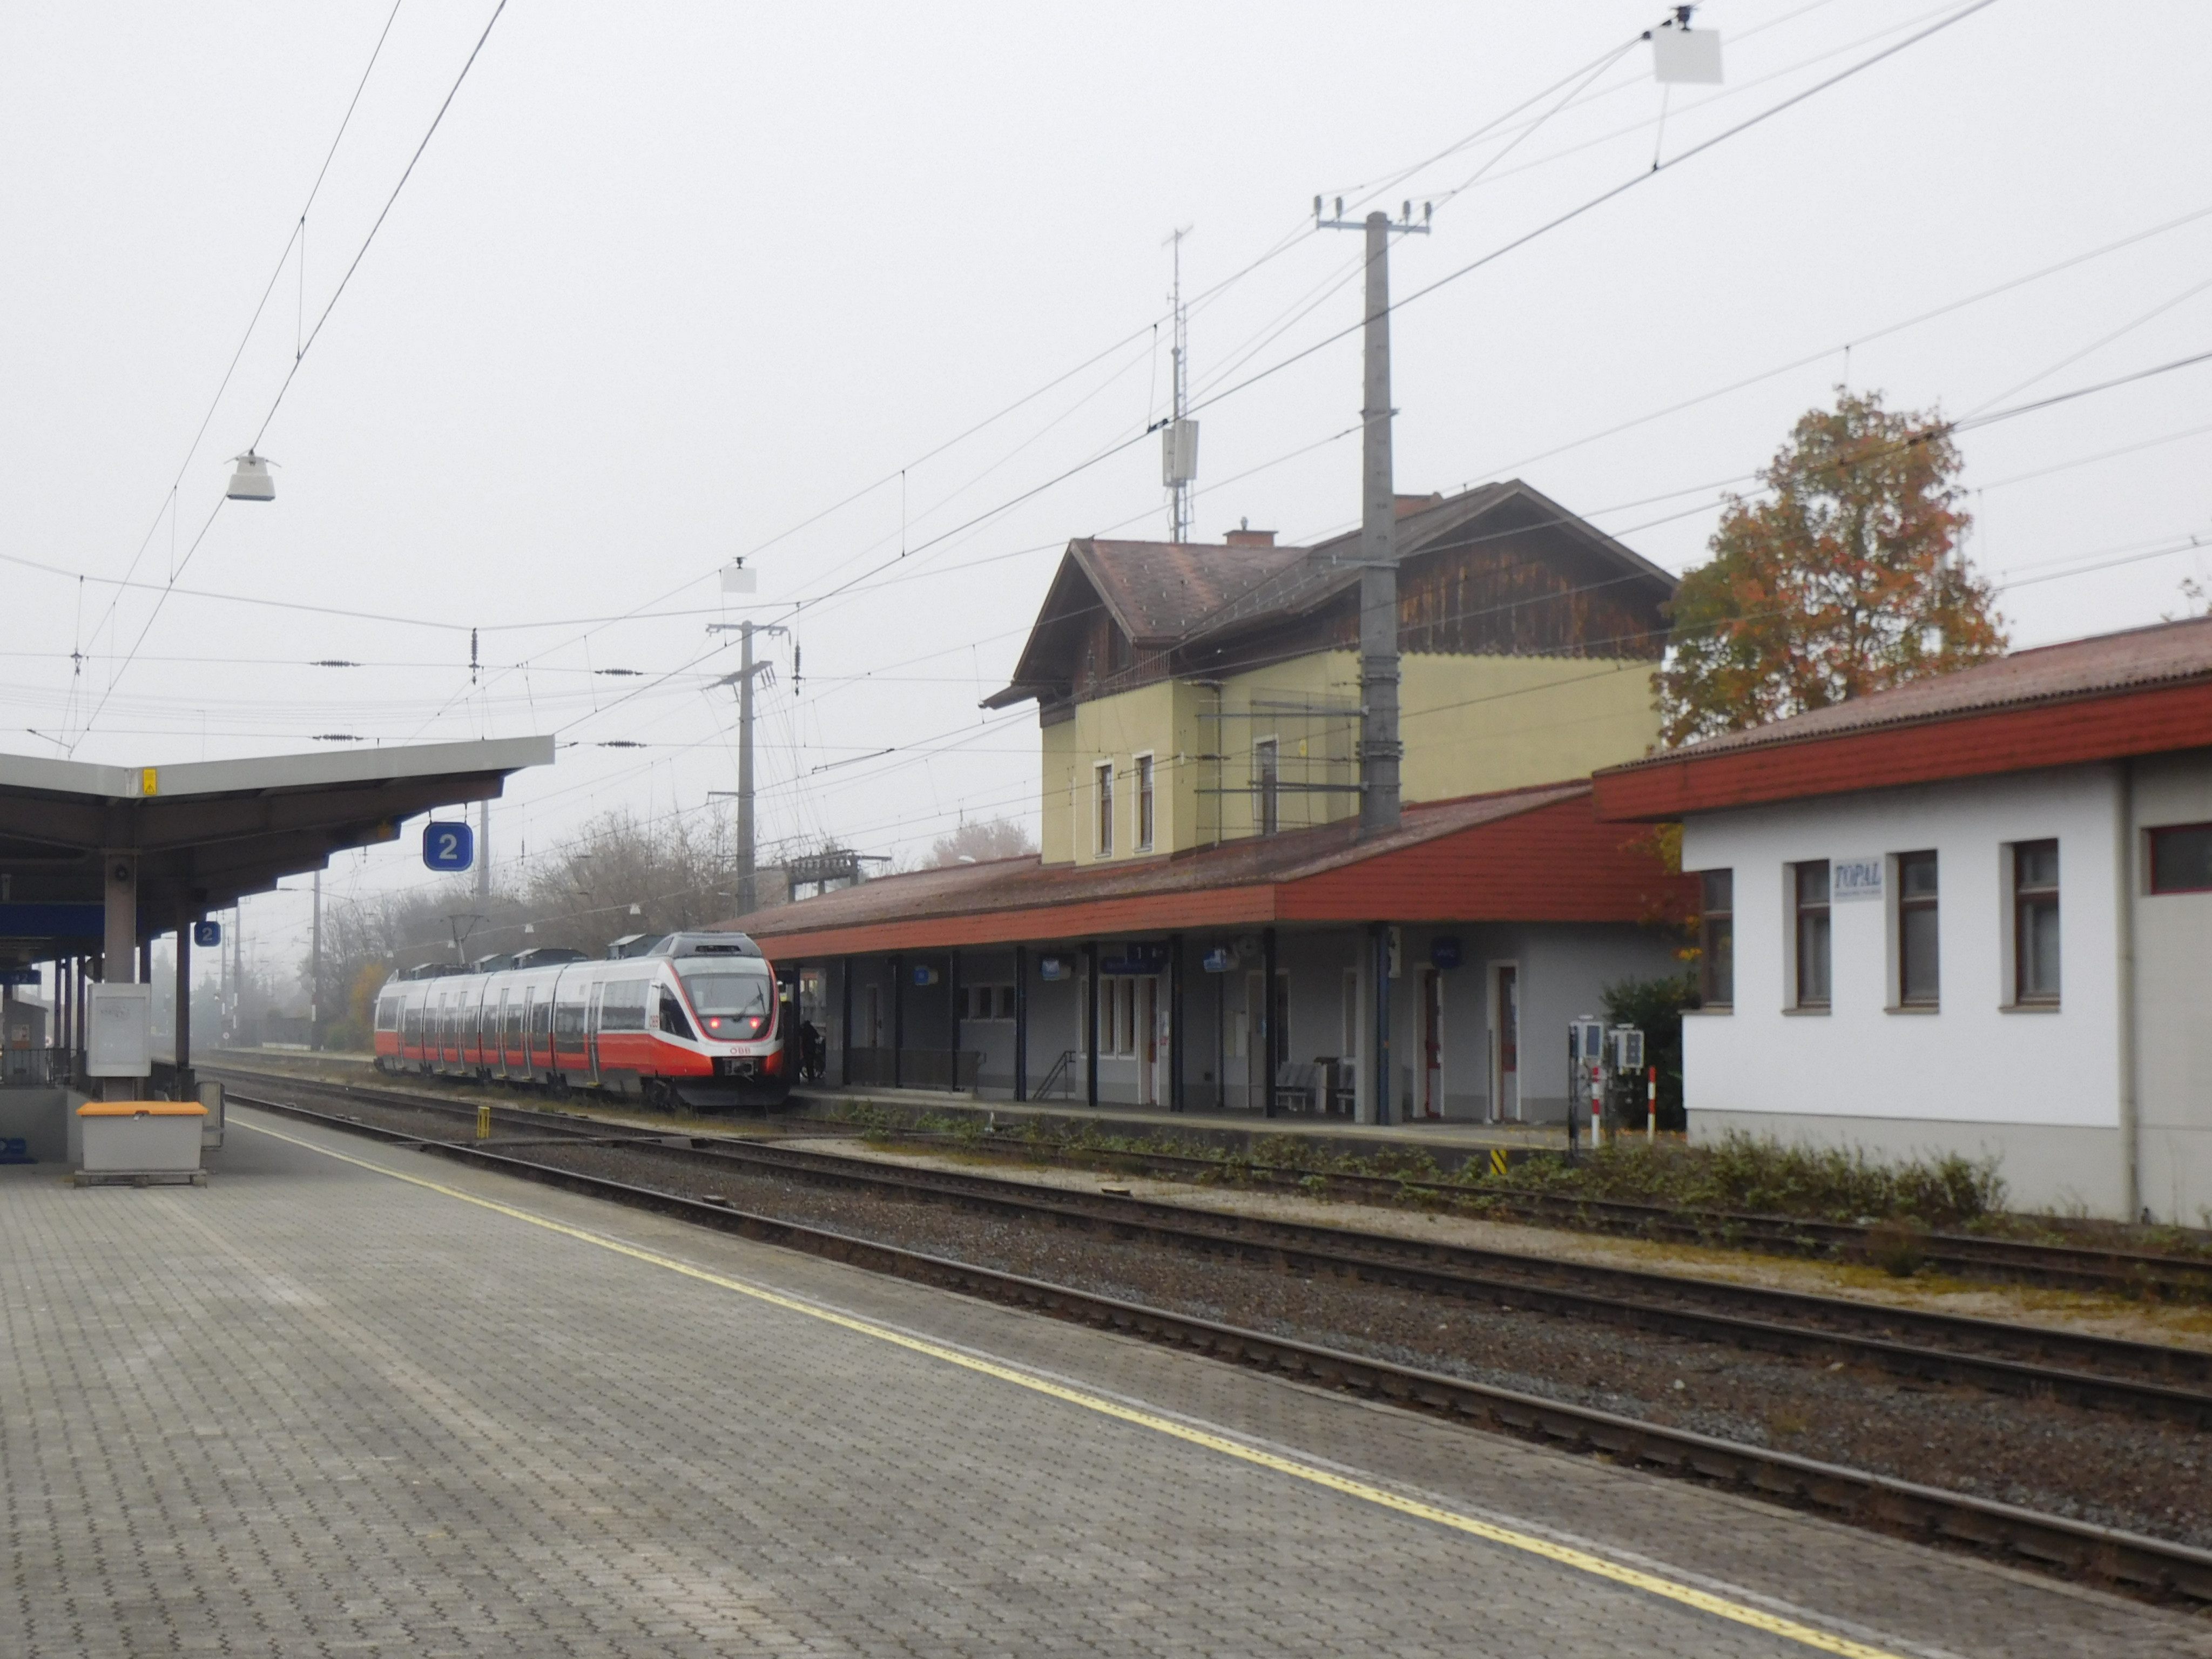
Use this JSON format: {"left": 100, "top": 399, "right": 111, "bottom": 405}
{"left": 239, "top": 1117, "right": 1911, "bottom": 1659}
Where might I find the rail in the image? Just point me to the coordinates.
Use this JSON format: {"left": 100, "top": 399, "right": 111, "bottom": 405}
{"left": 217, "top": 1082, "right": 2212, "bottom": 1605}
{"left": 205, "top": 1068, "right": 2212, "bottom": 1412}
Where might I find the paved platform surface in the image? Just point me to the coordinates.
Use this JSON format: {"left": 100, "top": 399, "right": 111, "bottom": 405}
{"left": 3, "top": 1109, "right": 2206, "bottom": 1658}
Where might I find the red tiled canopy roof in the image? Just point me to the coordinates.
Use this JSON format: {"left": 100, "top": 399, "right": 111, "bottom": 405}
{"left": 1595, "top": 614, "right": 2212, "bottom": 820}
{"left": 721, "top": 782, "right": 1689, "bottom": 959}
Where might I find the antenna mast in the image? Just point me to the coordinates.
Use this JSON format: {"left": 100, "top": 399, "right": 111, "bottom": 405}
{"left": 1162, "top": 225, "right": 1197, "bottom": 542}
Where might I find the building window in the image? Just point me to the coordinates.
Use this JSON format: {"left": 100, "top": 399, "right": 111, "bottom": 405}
{"left": 2149, "top": 822, "right": 2212, "bottom": 894}
{"left": 1135, "top": 753, "right": 1155, "bottom": 851}
{"left": 2013, "top": 840, "right": 2060, "bottom": 1005}
{"left": 1094, "top": 760, "right": 1115, "bottom": 857}
{"left": 1896, "top": 851, "right": 1939, "bottom": 1008}
{"left": 1793, "top": 861, "right": 1831, "bottom": 1009}
{"left": 1697, "top": 869, "right": 1733, "bottom": 1008}
{"left": 1253, "top": 738, "right": 1280, "bottom": 836}
{"left": 958, "top": 984, "right": 1015, "bottom": 1022}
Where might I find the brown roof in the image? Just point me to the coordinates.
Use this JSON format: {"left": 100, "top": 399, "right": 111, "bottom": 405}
{"left": 1593, "top": 615, "right": 2212, "bottom": 821}
{"left": 725, "top": 778, "right": 1645, "bottom": 947}
{"left": 1614, "top": 614, "right": 2212, "bottom": 767}
{"left": 988, "top": 480, "right": 1681, "bottom": 707}
{"left": 1074, "top": 537, "right": 1307, "bottom": 644}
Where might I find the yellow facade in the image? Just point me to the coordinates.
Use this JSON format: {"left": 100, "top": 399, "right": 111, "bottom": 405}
{"left": 1038, "top": 650, "right": 1658, "bottom": 866}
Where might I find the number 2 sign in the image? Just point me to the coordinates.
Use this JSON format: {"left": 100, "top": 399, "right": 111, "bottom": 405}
{"left": 423, "top": 821, "right": 476, "bottom": 872}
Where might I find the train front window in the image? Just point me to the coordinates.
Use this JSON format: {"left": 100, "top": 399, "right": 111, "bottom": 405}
{"left": 676, "top": 965, "right": 773, "bottom": 1037}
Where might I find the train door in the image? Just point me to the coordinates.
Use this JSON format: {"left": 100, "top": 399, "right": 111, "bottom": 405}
{"left": 1420, "top": 968, "right": 1443, "bottom": 1120}
{"left": 1489, "top": 962, "right": 1520, "bottom": 1122}
{"left": 492, "top": 989, "right": 511, "bottom": 1076}
{"left": 584, "top": 981, "right": 605, "bottom": 1085}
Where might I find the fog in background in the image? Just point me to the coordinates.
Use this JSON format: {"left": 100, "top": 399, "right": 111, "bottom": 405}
{"left": 6, "top": 1, "right": 2210, "bottom": 989}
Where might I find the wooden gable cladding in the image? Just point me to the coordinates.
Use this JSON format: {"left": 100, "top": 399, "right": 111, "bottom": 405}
{"left": 1393, "top": 510, "right": 1669, "bottom": 661}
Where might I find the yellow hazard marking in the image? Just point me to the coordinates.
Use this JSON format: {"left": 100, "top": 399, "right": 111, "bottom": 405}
{"left": 1489, "top": 1147, "right": 1508, "bottom": 1176}
{"left": 238, "top": 1116, "right": 1911, "bottom": 1659}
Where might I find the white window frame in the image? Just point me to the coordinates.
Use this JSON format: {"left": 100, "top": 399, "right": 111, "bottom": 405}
{"left": 1094, "top": 759, "right": 1115, "bottom": 857}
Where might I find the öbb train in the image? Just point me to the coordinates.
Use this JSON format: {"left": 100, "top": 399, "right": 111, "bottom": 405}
{"left": 372, "top": 931, "right": 792, "bottom": 1110}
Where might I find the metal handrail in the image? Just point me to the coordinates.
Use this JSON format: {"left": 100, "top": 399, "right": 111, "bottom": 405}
{"left": 1033, "top": 1048, "right": 1078, "bottom": 1101}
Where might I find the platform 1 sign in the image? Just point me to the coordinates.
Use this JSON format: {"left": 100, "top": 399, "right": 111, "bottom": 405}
{"left": 423, "top": 821, "right": 475, "bottom": 872}
{"left": 192, "top": 920, "right": 222, "bottom": 948}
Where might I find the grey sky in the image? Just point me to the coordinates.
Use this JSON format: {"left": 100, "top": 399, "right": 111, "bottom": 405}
{"left": 6, "top": 1, "right": 2210, "bottom": 973}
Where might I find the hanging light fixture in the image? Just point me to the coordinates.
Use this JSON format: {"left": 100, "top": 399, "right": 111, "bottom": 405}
{"left": 226, "top": 451, "right": 276, "bottom": 502}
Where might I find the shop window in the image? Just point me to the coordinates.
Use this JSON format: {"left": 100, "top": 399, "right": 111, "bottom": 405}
{"left": 2148, "top": 822, "right": 2212, "bottom": 894}
{"left": 1896, "top": 851, "right": 1939, "bottom": 1008}
{"left": 2012, "top": 840, "right": 2060, "bottom": 1006}
{"left": 1793, "top": 861, "right": 1831, "bottom": 1009}
{"left": 1697, "top": 869, "right": 1733, "bottom": 1008}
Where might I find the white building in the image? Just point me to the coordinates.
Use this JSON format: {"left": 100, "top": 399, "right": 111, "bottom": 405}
{"left": 1595, "top": 616, "right": 2212, "bottom": 1223}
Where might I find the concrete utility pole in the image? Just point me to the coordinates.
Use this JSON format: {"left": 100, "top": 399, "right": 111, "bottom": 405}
{"left": 476, "top": 797, "right": 492, "bottom": 899}
{"left": 1317, "top": 196, "right": 1427, "bottom": 834}
{"left": 710, "top": 621, "right": 788, "bottom": 918}
{"left": 738, "top": 622, "right": 756, "bottom": 914}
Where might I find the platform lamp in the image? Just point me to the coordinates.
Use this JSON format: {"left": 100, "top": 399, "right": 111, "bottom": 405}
{"left": 226, "top": 452, "right": 277, "bottom": 502}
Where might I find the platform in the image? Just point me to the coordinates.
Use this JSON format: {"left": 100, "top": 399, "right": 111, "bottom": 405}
{"left": 2, "top": 1105, "right": 2195, "bottom": 1657}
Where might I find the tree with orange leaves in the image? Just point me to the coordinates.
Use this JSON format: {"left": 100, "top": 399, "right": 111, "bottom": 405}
{"left": 1655, "top": 388, "right": 2006, "bottom": 749}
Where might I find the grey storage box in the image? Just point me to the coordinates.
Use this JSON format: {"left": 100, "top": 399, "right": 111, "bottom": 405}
{"left": 77, "top": 1101, "right": 206, "bottom": 1184}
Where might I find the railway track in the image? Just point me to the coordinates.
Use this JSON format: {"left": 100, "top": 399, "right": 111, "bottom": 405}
{"left": 211, "top": 1070, "right": 2212, "bottom": 1419}
{"left": 218, "top": 1080, "right": 2212, "bottom": 1604}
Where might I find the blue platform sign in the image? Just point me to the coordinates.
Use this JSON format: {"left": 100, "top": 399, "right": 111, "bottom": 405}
{"left": 1429, "top": 935, "right": 1462, "bottom": 971}
{"left": 0, "top": 968, "right": 38, "bottom": 987}
{"left": 423, "top": 821, "right": 475, "bottom": 872}
{"left": 193, "top": 920, "right": 222, "bottom": 948}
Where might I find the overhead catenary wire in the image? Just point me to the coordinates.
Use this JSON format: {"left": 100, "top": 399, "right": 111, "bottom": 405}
{"left": 79, "top": 0, "right": 407, "bottom": 669}
{"left": 73, "top": 0, "right": 509, "bottom": 751}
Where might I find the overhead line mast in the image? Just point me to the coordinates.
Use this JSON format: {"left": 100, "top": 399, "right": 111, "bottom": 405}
{"left": 1164, "top": 226, "right": 1196, "bottom": 543}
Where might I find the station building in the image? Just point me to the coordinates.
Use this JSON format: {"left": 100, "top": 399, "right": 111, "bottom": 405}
{"left": 1593, "top": 615, "right": 2212, "bottom": 1223}
{"left": 727, "top": 482, "right": 1694, "bottom": 1124}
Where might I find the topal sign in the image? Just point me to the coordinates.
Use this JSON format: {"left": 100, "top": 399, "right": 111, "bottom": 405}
{"left": 1831, "top": 857, "right": 1884, "bottom": 903}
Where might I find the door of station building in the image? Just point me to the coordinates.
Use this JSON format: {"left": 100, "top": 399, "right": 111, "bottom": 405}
{"left": 1491, "top": 962, "right": 1520, "bottom": 1122}
{"left": 1420, "top": 968, "right": 1444, "bottom": 1120}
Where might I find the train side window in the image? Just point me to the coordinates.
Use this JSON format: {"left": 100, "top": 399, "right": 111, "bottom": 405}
{"left": 658, "top": 990, "right": 696, "bottom": 1041}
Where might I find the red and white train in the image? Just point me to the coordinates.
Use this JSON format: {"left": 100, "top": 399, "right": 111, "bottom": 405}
{"left": 371, "top": 931, "right": 791, "bottom": 1110}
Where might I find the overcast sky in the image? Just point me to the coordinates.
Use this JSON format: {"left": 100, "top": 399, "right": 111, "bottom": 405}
{"left": 6, "top": 1, "right": 2210, "bottom": 977}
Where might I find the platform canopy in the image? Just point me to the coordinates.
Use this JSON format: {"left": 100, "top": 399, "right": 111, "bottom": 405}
{"left": 0, "top": 737, "right": 553, "bottom": 965}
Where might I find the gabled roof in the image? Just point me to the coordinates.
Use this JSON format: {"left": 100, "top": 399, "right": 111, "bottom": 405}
{"left": 716, "top": 780, "right": 1691, "bottom": 957}
{"left": 987, "top": 478, "right": 1678, "bottom": 707}
{"left": 1594, "top": 614, "right": 2212, "bottom": 820}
